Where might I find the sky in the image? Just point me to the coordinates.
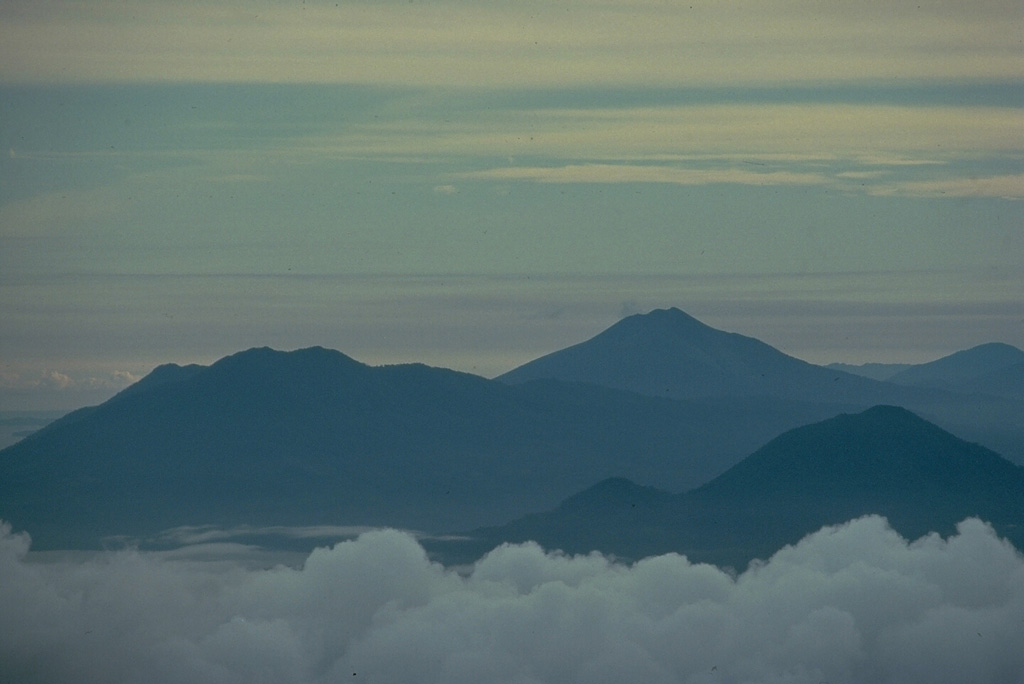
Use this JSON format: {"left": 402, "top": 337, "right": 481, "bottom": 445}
{"left": 3, "top": 516, "right": 1023, "bottom": 683}
{"left": 1, "top": 0, "right": 1023, "bottom": 410}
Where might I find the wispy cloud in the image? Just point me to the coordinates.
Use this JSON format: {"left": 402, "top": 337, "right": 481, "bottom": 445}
{"left": 870, "top": 173, "right": 1024, "bottom": 200}
{"left": 150, "top": 524, "right": 386, "bottom": 547}
{"left": 458, "top": 163, "right": 1024, "bottom": 199}
{"left": 460, "top": 164, "right": 832, "bottom": 188}
{"left": 141, "top": 525, "right": 473, "bottom": 552}
{"left": 302, "top": 103, "right": 1022, "bottom": 161}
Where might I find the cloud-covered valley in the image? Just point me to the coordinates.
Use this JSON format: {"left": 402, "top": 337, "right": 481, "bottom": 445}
{"left": 2, "top": 516, "right": 1021, "bottom": 684}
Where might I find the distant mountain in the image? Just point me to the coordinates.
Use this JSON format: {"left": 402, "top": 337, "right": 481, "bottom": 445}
{"left": 6, "top": 316, "right": 1023, "bottom": 552}
{"left": 0, "top": 346, "right": 849, "bottom": 549}
{"left": 954, "top": 362, "right": 1024, "bottom": 401}
{"left": 886, "top": 343, "right": 1024, "bottom": 399}
{"left": 496, "top": 308, "right": 1024, "bottom": 463}
{"left": 457, "top": 406, "right": 1024, "bottom": 569}
{"left": 825, "top": 362, "right": 913, "bottom": 381}
{"left": 497, "top": 307, "right": 892, "bottom": 403}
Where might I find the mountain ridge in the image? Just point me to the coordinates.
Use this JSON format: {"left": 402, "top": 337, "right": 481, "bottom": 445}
{"left": 827, "top": 343, "right": 1024, "bottom": 394}
{"left": 497, "top": 307, "right": 1024, "bottom": 462}
{"left": 886, "top": 343, "right": 1024, "bottom": 400}
{"left": 0, "top": 345, "right": 855, "bottom": 549}
{"left": 5, "top": 309, "right": 1023, "bottom": 552}
{"left": 454, "top": 405, "right": 1024, "bottom": 568}
{"left": 498, "top": 307, "right": 919, "bottom": 403}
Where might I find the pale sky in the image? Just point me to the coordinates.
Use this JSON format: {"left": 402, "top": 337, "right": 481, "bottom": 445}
{"left": 1, "top": 0, "right": 1022, "bottom": 409}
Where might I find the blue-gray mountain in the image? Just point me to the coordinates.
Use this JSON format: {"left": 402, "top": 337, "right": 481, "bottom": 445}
{"left": 825, "top": 362, "right": 913, "bottom": 382}
{"left": 450, "top": 406, "right": 1024, "bottom": 569}
{"left": 886, "top": 342, "right": 1024, "bottom": 399}
{"left": 497, "top": 307, "right": 1024, "bottom": 461}
{"left": 828, "top": 343, "right": 1024, "bottom": 396}
{"left": 0, "top": 346, "right": 846, "bottom": 549}
{"left": 2, "top": 308, "right": 1021, "bottom": 552}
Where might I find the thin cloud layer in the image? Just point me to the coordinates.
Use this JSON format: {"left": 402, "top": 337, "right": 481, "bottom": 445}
{"left": 302, "top": 102, "right": 1023, "bottom": 162}
{"left": 462, "top": 164, "right": 832, "bottom": 188}
{"left": 2, "top": 516, "right": 1022, "bottom": 683}
{"left": 460, "top": 163, "right": 1024, "bottom": 199}
{"left": 0, "top": 0, "right": 1020, "bottom": 86}
{"left": 869, "top": 173, "right": 1024, "bottom": 200}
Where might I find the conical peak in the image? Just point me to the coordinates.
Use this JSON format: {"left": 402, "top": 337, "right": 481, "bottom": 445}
{"left": 693, "top": 404, "right": 1014, "bottom": 503}
{"left": 598, "top": 307, "right": 719, "bottom": 345}
{"left": 618, "top": 307, "right": 707, "bottom": 329}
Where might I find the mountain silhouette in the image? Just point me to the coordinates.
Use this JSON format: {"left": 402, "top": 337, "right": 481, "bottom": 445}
{"left": 5, "top": 313, "right": 1023, "bottom": 551}
{"left": 887, "top": 343, "right": 1024, "bottom": 399}
{"left": 827, "top": 343, "right": 1024, "bottom": 398}
{"left": 497, "top": 307, "right": 1024, "bottom": 462}
{"left": 0, "top": 346, "right": 848, "bottom": 549}
{"left": 498, "top": 307, "right": 879, "bottom": 402}
{"left": 459, "top": 406, "right": 1024, "bottom": 569}
{"left": 686, "top": 405, "right": 1024, "bottom": 546}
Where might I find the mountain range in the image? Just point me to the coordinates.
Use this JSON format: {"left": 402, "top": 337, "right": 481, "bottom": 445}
{"left": 0, "top": 346, "right": 848, "bottom": 548}
{"left": 1, "top": 307, "right": 1022, "bottom": 561}
{"left": 497, "top": 307, "right": 1024, "bottom": 460}
{"left": 447, "top": 405, "right": 1024, "bottom": 569}
{"left": 830, "top": 341, "right": 1024, "bottom": 399}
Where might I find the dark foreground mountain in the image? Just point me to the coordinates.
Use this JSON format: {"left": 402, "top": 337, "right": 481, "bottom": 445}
{"left": 451, "top": 406, "right": 1024, "bottom": 569}
{"left": 0, "top": 346, "right": 850, "bottom": 549}
{"left": 497, "top": 307, "right": 1024, "bottom": 462}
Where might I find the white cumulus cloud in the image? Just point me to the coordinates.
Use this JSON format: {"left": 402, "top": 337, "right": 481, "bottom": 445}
{"left": 1, "top": 516, "right": 1022, "bottom": 683}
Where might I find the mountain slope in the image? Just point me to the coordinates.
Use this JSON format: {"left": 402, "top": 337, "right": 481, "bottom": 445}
{"left": 498, "top": 307, "right": 917, "bottom": 404}
{"left": 825, "top": 362, "right": 913, "bottom": 381}
{"left": 496, "top": 307, "right": 1024, "bottom": 463}
{"left": 887, "top": 343, "right": 1024, "bottom": 398}
{"left": 0, "top": 346, "right": 849, "bottom": 549}
{"left": 955, "top": 362, "right": 1024, "bottom": 400}
{"left": 687, "top": 405, "right": 1023, "bottom": 543}
{"left": 460, "top": 406, "right": 1024, "bottom": 568}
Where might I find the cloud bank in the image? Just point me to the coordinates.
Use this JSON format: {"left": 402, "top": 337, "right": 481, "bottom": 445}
{"left": 2, "top": 516, "right": 1022, "bottom": 684}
